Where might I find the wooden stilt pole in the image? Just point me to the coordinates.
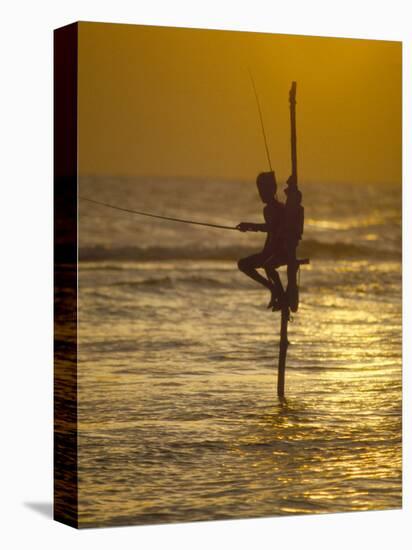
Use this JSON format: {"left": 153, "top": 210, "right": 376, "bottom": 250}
{"left": 277, "top": 286, "right": 289, "bottom": 401}
{"left": 275, "top": 259, "right": 309, "bottom": 401}
{"left": 275, "top": 82, "right": 308, "bottom": 401}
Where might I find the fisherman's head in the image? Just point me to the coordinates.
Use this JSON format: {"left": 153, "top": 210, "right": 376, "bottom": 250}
{"left": 256, "top": 171, "right": 277, "bottom": 204}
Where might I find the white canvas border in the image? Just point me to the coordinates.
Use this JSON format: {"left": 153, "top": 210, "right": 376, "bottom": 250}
{"left": 0, "top": 1, "right": 409, "bottom": 548}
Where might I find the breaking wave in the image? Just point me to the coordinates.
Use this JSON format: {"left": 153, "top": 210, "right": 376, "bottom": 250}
{"left": 78, "top": 239, "right": 399, "bottom": 262}
{"left": 112, "top": 275, "right": 235, "bottom": 289}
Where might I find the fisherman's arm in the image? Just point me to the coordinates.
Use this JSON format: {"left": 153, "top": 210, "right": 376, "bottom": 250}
{"left": 236, "top": 222, "right": 268, "bottom": 232}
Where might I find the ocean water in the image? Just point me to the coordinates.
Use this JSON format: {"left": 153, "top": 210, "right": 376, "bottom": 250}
{"left": 77, "top": 176, "right": 401, "bottom": 527}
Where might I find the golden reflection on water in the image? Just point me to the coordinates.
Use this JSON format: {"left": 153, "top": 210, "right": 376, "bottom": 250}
{"left": 77, "top": 259, "right": 401, "bottom": 527}
{"left": 306, "top": 214, "right": 393, "bottom": 231}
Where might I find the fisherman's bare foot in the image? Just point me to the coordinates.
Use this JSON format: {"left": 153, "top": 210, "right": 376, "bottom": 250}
{"left": 287, "top": 283, "right": 299, "bottom": 312}
{"left": 267, "top": 289, "right": 278, "bottom": 310}
{"left": 272, "top": 293, "right": 288, "bottom": 312}
{"left": 271, "top": 299, "right": 282, "bottom": 312}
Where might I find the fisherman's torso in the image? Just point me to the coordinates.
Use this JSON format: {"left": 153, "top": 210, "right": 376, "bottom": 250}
{"left": 262, "top": 200, "right": 285, "bottom": 255}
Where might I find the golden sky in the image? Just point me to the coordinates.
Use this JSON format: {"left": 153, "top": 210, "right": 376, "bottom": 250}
{"left": 78, "top": 22, "right": 401, "bottom": 186}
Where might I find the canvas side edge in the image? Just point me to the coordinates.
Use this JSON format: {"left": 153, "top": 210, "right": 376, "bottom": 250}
{"left": 53, "top": 22, "right": 79, "bottom": 529}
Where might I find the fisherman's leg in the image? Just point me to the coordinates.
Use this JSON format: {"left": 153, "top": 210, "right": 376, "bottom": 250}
{"left": 264, "top": 264, "right": 282, "bottom": 292}
{"left": 264, "top": 264, "right": 286, "bottom": 310}
{"left": 237, "top": 254, "right": 273, "bottom": 291}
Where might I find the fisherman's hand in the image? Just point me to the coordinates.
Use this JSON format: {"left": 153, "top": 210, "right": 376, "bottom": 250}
{"left": 237, "top": 222, "right": 252, "bottom": 232}
{"left": 286, "top": 175, "right": 297, "bottom": 187}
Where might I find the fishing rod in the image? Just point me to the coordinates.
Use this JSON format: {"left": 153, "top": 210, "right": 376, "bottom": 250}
{"left": 81, "top": 73, "right": 275, "bottom": 232}
{"left": 248, "top": 68, "right": 273, "bottom": 172}
{"left": 80, "top": 196, "right": 239, "bottom": 231}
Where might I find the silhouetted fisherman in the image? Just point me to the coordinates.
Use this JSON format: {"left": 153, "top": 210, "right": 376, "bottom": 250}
{"left": 237, "top": 171, "right": 288, "bottom": 310}
{"left": 237, "top": 171, "right": 305, "bottom": 312}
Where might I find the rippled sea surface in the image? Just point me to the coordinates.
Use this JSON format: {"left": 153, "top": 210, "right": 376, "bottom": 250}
{"left": 77, "top": 177, "right": 401, "bottom": 527}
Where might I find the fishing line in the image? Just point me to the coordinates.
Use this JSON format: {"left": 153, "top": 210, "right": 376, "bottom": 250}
{"left": 80, "top": 196, "right": 239, "bottom": 231}
{"left": 248, "top": 68, "right": 273, "bottom": 172}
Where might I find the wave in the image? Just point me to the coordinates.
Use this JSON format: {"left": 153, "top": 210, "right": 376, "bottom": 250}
{"left": 77, "top": 239, "right": 400, "bottom": 262}
{"left": 302, "top": 239, "right": 399, "bottom": 260}
{"left": 98, "top": 276, "right": 399, "bottom": 294}
{"left": 112, "top": 275, "right": 237, "bottom": 290}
